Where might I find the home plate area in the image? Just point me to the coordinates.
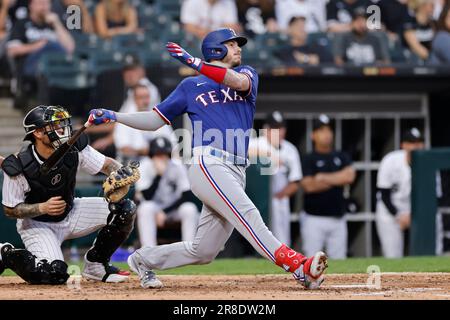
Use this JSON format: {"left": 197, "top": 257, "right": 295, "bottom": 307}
{"left": 0, "top": 273, "right": 449, "bottom": 300}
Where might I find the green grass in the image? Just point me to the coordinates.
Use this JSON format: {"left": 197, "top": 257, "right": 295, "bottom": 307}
{"left": 2, "top": 256, "right": 450, "bottom": 277}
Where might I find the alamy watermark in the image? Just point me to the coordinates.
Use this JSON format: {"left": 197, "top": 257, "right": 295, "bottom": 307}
{"left": 65, "top": 5, "right": 82, "bottom": 31}
{"left": 169, "top": 121, "right": 283, "bottom": 175}
{"left": 366, "top": 265, "right": 382, "bottom": 289}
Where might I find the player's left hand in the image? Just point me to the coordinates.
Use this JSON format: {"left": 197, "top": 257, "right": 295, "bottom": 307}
{"left": 166, "top": 42, "right": 202, "bottom": 71}
{"left": 88, "top": 108, "right": 117, "bottom": 125}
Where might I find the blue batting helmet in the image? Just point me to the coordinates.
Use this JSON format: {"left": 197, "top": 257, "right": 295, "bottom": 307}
{"left": 201, "top": 28, "right": 247, "bottom": 62}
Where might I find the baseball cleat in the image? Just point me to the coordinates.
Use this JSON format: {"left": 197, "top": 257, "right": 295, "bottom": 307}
{"left": 294, "top": 251, "right": 328, "bottom": 290}
{"left": 127, "top": 253, "right": 163, "bottom": 289}
{"left": 82, "top": 254, "right": 130, "bottom": 283}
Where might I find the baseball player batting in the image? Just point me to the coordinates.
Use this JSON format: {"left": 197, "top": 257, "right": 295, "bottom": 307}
{"left": 0, "top": 106, "right": 136, "bottom": 284}
{"left": 88, "top": 28, "right": 328, "bottom": 289}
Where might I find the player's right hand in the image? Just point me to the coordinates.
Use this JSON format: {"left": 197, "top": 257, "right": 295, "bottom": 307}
{"left": 88, "top": 108, "right": 116, "bottom": 125}
{"left": 166, "top": 42, "right": 202, "bottom": 71}
{"left": 39, "top": 196, "right": 67, "bottom": 216}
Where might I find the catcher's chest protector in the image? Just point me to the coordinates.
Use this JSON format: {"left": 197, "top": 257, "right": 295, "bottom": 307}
{"left": 2, "top": 135, "right": 89, "bottom": 223}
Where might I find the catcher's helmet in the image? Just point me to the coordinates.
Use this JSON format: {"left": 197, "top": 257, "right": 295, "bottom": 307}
{"left": 201, "top": 28, "right": 247, "bottom": 62}
{"left": 23, "top": 105, "right": 73, "bottom": 149}
{"left": 149, "top": 136, "right": 172, "bottom": 158}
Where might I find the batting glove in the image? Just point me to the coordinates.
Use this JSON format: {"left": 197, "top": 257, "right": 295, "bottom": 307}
{"left": 166, "top": 42, "right": 202, "bottom": 71}
{"left": 88, "top": 109, "right": 117, "bottom": 125}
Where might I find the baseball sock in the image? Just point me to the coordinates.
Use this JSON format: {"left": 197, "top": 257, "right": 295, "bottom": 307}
{"left": 274, "top": 244, "right": 307, "bottom": 273}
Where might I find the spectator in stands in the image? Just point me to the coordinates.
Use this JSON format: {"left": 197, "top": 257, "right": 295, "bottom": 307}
{"left": 6, "top": 0, "right": 75, "bottom": 81}
{"left": 135, "top": 137, "right": 199, "bottom": 248}
{"left": 6, "top": 0, "right": 29, "bottom": 26}
{"left": 300, "top": 114, "right": 356, "bottom": 259}
{"left": 376, "top": 128, "right": 425, "bottom": 258}
{"left": 114, "top": 84, "right": 176, "bottom": 163}
{"left": 114, "top": 84, "right": 151, "bottom": 163}
{"left": 403, "top": 0, "right": 436, "bottom": 61}
{"left": 429, "top": 0, "right": 450, "bottom": 63}
{"left": 275, "top": 15, "right": 333, "bottom": 66}
{"left": 94, "top": 0, "right": 138, "bottom": 39}
{"left": 181, "top": 0, "right": 241, "bottom": 40}
{"left": 333, "top": 7, "right": 390, "bottom": 65}
{"left": 236, "top": 0, "right": 278, "bottom": 37}
{"left": 88, "top": 54, "right": 162, "bottom": 156}
{"left": 276, "top": 0, "right": 327, "bottom": 33}
{"left": 378, "top": 0, "right": 409, "bottom": 42}
{"left": 120, "top": 54, "right": 160, "bottom": 113}
{"left": 52, "top": 0, "right": 94, "bottom": 33}
{"left": 327, "top": 0, "right": 372, "bottom": 33}
{"left": 0, "top": 0, "right": 9, "bottom": 58}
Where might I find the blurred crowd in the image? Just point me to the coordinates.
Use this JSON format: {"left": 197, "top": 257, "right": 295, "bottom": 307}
{"left": 0, "top": 0, "right": 449, "bottom": 108}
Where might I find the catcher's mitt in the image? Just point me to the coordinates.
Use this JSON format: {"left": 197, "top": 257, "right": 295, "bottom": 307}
{"left": 103, "top": 161, "right": 140, "bottom": 203}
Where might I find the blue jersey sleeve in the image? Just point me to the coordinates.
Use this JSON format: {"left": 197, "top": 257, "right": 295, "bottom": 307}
{"left": 153, "top": 80, "right": 188, "bottom": 124}
{"left": 235, "top": 65, "right": 259, "bottom": 104}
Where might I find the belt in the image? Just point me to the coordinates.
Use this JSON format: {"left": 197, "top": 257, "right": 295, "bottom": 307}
{"left": 192, "top": 146, "right": 249, "bottom": 167}
{"left": 208, "top": 148, "right": 249, "bottom": 167}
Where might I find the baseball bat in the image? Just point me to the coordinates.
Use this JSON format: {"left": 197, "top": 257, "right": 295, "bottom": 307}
{"left": 39, "top": 121, "right": 91, "bottom": 175}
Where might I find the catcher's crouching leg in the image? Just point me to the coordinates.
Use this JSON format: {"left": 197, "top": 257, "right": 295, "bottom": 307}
{"left": 86, "top": 199, "right": 137, "bottom": 264}
{"left": 1, "top": 244, "right": 68, "bottom": 285}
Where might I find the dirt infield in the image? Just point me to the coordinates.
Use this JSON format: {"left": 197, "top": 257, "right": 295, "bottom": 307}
{"left": 1, "top": 273, "right": 449, "bottom": 300}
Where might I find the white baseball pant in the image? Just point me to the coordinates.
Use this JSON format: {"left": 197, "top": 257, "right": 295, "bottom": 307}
{"left": 133, "top": 155, "right": 282, "bottom": 270}
{"left": 375, "top": 204, "right": 404, "bottom": 258}
{"left": 16, "top": 197, "right": 110, "bottom": 261}
{"left": 136, "top": 200, "right": 199, "bottom": 247}
{"left": 300, "top": 212, "right": 348, "bottom": 259}
{"left": 270, "top": 197, "right": 291, "bottom": 246}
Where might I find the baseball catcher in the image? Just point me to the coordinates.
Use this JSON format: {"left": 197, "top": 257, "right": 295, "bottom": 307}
{"left": 0, "top": 105, "right": 139, "bottom": 284}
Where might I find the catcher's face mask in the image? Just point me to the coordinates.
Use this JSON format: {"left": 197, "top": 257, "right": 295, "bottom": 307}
{"left": 43, "top": 107, "right": 73, "bottom": 149}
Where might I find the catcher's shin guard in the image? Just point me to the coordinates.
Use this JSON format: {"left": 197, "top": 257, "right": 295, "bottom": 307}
{"left": 1, "top": 245, "right": 69, "bottom": 284}
{"left": 86, "top": 199, "right": 137, "bottom": 263}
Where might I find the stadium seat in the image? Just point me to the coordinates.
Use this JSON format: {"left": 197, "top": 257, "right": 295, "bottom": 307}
{"left": 72, "top": 32, "right": 109, "bottom": 60}
{"left": 89, "top": 51, "right": 125, "bottom": 75}
{"left": 111, "top": 33, "right": 147, "bottom": 51}
{"left": 38, "top": 53, "right": 92, "bottom": 90}
{"left": 154, "top": 0, "right": 182, "bottom": 21}
{"left": 241, "top": 39, "right": 281, "bottom": 68}
{"left": 161, "top": 21, "right": 198, "bottom": 48}
{"left": 255, "top": 32, "right": 290, "bottom": 54}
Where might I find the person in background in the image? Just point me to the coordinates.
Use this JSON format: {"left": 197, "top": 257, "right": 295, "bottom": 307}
{"left": 114, "top": 84, "right": 175, "bottom": 163}
{"left": 275, "top": 15, "right": 333, "bottom": 66}
{"left": 236, "top": 0, "right": 278, "bottom": 37}
{"left": 429, "top": 0, "right": 450, "bottom": 64}
{"left": 276, "top": 0, "right": 327, "bottom": 33}
{"left": 181, "top": 0, "right": 241, "bottom": 40}
{"left": 94, "top": 0, "right": 138, "bottom": 39}
{"left": 300, "top": 114, "right": 356, "bottom": 259}
{"left": 52, "top": 0, "right": 94, "bottom": 33}
{"left": 334, "top": 7, "right": 390, "bottom": 65}
{"left": 7, "top": 0, "right": 75, "bottom": 77}
{"left": 376, "top": 128, "right": 425, "bottom": 258}
{"left": 248, "top": 111, "right": 302, "bottom": 247}
{"left": 135, "top": 137, "right": 199, "bottom": 248}
{"left": 87, "top": 54, "right": 162, "bottom": 157}
{"left": 378, "top": 0, "right": 409, "bottom": 42}
{"left": 326, "top": 0, "right": 373, "bottom": 33}
{"left": 403, "top": 0, "right": 435, "bottom": 61}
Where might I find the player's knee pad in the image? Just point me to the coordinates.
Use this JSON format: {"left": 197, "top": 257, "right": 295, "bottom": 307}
{"left": 2, "top": 246, "right": 69, "bottom": 285}
{"left": 87, "top": 199, "right": 137, "bottom": 263}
